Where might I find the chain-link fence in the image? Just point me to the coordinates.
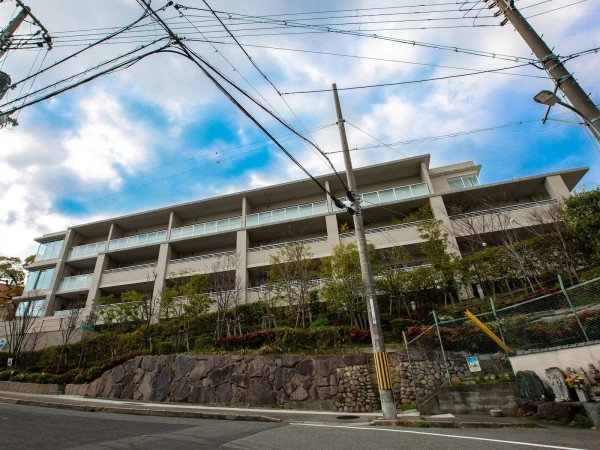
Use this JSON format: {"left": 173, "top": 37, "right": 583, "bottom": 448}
{"left": 400, "top": 276, "right": 600, "bottom": 405}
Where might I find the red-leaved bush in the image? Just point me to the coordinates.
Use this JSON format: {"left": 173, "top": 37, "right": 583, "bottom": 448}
{"left": 349, "top": 327, "right": 371, "bottom": 344}
{"left": 215, "top": 330, "right": 276, "bottom": 351}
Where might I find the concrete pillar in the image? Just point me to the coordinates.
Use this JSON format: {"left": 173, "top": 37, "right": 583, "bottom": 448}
{"left": 40, "top": 230, "right": 75, "bottom": 317}
{"left": 544, "top": 175, "right": 570, "bottom": 201}
{"left": 83, "top": 253, "right": 110, "bottom": 313}
{"left": 236, "top": 229, "right": 249, "bottom": 303}
{"left": 168, "top": 211, "right": 182, "bottom": 237}
{"left": 420, "top": 161, "right": 435, "bottom": 194}
{"left": 241, "top": 196, "right": 252, "bottom": 226}
{"left": 151, "top": 242, "right": 173, "bottom": 322}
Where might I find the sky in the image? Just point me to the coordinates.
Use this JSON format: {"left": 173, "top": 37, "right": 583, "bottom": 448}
{"left": 0, "top": 0, "right": 599, "bottom": 259}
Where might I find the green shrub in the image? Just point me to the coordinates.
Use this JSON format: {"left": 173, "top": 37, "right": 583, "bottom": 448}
{"left": 390, "top": 318, "right": 418, "bottom": 336}
{"left": 157, "top": 342, "right": 175, "bottom": 355}
{"left": 309, "top": 315, "right": 329, "bottom": 329}
{"left": 194, "top": 336, "right": 215, "bottom": 350}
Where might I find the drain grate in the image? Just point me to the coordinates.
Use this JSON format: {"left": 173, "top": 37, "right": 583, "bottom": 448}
{"left": 336, "top": 415, "right": 360, "bottom": 420}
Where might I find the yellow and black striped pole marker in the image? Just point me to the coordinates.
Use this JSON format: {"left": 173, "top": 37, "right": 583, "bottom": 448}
{"left": 373, "top": 351, "right": 392, "bottom": 390}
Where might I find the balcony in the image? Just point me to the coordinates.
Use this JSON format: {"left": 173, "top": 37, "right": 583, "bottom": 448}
{"left": 247, "top": 236, "right": 330, "bottom": 267}
{"left": 54, "top": 308, "right": 84, "bottom": 317}
{"left": 108, "top": 230, "right": 167, "bottom": 251}
{"left": 68, "top": 242, "right": 106, "bottom": 260}
{"left": 170, "top": 217, "right": 242, "bottom": 241}
{"left": 448, "top": 199, "right": 558, "bottom": 221}
{"left": 248, "top": 236, "right": 328, "bottom": 253}
{"left": 167, "top": 250, "right": 236, "bottom": 276}
{"left": 246, "top": 201, "right": 328, "bottom": 227}
{"left": 103, "top": 262, "right": 157, "bottom": 274}
{"left": 169, "top": 250, "right": 236, "bottom": 265}
{"left": 335, "top": 182, "right": 430, "bottom": 210}
{"left": 58, "top": 274, "right": 92, "bottom": 292}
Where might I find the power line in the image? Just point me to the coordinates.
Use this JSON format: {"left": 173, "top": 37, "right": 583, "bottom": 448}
{"left": 282, "top": 62, "right": 540, "bottom": 95}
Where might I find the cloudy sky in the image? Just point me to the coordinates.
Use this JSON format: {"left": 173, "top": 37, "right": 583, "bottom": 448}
{"left": 0, "top": 0, "right": 599, "bottom": 259}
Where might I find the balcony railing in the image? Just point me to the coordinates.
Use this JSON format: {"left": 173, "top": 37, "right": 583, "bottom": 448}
{"left": 108, "top": 230, "right": 167, "bottom": 251}
{"left": 68, "top": 241, "right": 106, "bottom": 260}
{"left": 448, "top": 199, "right": 558, "bottom": 220}
{"left": 248, "top": 236, "right": 328, "bottom": 253}
{"left": 170, "top": 217, "right": 242, "bottom": 241}
{"left": 246, "top": 201, "right": 328, "bottom": 227}
{"left": 340, "top": 219, "right": 428, "bottom": 239}
{"left": 54, "top": 308, "right": 84, "bottom": 317}
{"left": 335, "top": 182, "right": 430, "bottom": 211}
{"left": 169, "top": 250, "right": 236, "bottom": 265}
{"left": 58, "top": 274, "right": 93, "bottom": 292}
{"left": 103, "top": 262, "right": 157, "bottom": 274}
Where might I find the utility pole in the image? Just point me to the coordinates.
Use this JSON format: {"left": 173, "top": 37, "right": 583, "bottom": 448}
{"left": 332, "top": 83, "right": 397, "bottom": 420}
{"left": 491, "top": 0, "right": 600, "bottom": 142}
{"left": 0, "top": 4, "right": 30, "bottom": 60}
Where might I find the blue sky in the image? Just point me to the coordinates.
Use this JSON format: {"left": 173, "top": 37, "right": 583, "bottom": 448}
{"left": 0, "top": 0, "right": 599, "bottom": 258}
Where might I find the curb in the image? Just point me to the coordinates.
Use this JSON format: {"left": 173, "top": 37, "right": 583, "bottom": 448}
{"left": 372, "top": 419, "right": 540, "bottom": 429}
{"left": 0, "top": 396, "right": 282, "bottom": 423}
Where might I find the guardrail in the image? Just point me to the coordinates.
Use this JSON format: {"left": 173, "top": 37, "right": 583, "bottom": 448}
{"left": 248, "top": 236, "right": 328, "bottom": 253}
{"left": 340, "top": 219, "right": 427, "bottom": 239}
{"left": 58, "top": 274, "right": 92, "bottom": 292}
{"left": 169, "top": 250, "right": 236, "bottom": 265}
{"left": 449, "top": 199, "right": 558, "bottom": 220}
{"left": 103, "top": 262, "right": 157, "bottom": 274}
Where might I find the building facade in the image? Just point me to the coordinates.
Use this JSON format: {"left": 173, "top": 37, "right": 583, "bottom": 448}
{"left": 13, "top": 154, "right": 587, "bottom": 333}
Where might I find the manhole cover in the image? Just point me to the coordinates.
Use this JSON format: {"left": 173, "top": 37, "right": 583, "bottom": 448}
{"left": 336, "top": 415, "right": 360, "bottom": 420}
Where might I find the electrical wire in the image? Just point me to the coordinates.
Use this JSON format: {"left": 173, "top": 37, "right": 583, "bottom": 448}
{"left": 282, "top": 62, "right": 540, "bottom": 95}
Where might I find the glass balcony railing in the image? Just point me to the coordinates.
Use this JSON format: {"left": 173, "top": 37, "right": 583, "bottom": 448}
{"left": 67, "top": 241, "right": 106, "bottom": 260}
{"left": 170, "top": 217, "right": 242, "bottom": 241}
{"left": 335, "top": 182, "right": 430, "bottom": 210}
{"left": 246, "top": 201, "right": 328, "bottom": 227}
{"left": 58, "top": 274, "right": 93, "bottom": 292}
{"left": 108, "top": 230, "right": 167, "bottom": 251}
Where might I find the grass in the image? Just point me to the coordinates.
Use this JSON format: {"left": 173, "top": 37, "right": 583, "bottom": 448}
{"left": 521, "top": 423, "right": 543, "bottom": 429}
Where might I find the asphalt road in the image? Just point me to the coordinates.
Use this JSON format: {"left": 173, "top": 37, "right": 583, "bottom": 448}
{"left": 1, "top": 403, "right": 597, "bottom": 450}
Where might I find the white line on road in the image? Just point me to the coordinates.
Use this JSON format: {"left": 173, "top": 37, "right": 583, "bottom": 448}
{"left": 291, "top": 423, "right": 587, "bottom": 450}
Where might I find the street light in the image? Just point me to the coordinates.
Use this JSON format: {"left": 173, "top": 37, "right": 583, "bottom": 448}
{"left": 534, "top": 90, "right": 600, "bottom": 139}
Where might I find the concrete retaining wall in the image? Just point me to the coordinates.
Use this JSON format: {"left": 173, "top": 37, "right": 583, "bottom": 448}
{"left": 436, "top": 382, "right": 519, "bottom": 416}
{"left": 0, "top": 380, "right": 64, "bottom": 394}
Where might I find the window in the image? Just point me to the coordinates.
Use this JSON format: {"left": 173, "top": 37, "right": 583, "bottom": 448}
{"left": 16, "top": 300, "right": 44, "bottom": 317}
{"left": 24, "top": 268, "right": 55, "bottom": 291}
{"left": 447, "top": 175, "right": 480, "bottom": 191}
{"left": 35, "top": 240, "right": 63, "bottom": 261}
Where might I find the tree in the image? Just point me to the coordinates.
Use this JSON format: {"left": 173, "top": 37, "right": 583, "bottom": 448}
{"left": 0, "top": 256, "right": 28, "bottom": 300}
{"left": 210, "top": 253, "right": 242, "bottom": 338}
{"left": 2, "top": 293, "right": 41, "bottom": 367}
{"left": 268, "top": 240, "right": 316, "bottom": 327}
{"left": 320, "top": 242, "right": 379, "bottom": 329}
{"left": 377, "top": 245, "right": 414, "bottom": 315}
{"left": 564, "top": 186, "right": 600, "bottom": 265}
{"left": 56, "top": 306, "right": 83, "bottom": 371}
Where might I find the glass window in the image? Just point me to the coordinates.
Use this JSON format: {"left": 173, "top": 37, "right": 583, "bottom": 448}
{"left": 410, "top": 183, "right": 430, "bottom": 197}
{"left": 17, "top": 300, "right": 44, "bottom": 317}
{"left": 25, "top": 268, "right": 55, "bottom": 291}
{"left": 378, "top": 189, "right": 396, "bottom": 203}
{"left": 35, "top": 240, "right": 63, "bottom": 261}
{"left": 463, "top": 177, "right": 473, "bottom": 188}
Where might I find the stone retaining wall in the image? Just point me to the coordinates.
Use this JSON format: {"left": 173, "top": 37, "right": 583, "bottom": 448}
{"left": 0, "top": 380, "right": 63, "bottom": 394}
{"left": 436, "top": 382, "right": 519, "bottom": 416}
{"left": 86, "top": 354, "right": 370, "bottom": 410}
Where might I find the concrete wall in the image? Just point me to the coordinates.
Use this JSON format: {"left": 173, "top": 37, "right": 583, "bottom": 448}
{"left": 509, "top": 343, "right": 600, "bottom": 386}
{"left": 436, "top": 382, "right": 519, "bottom": 416}
{"left": 0, "top": 381, "right": 64, "bottom": 394}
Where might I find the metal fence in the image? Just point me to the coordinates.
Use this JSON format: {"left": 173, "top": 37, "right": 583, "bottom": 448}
{"left": 401, "top": 275, "right": 600, "bottom": 404}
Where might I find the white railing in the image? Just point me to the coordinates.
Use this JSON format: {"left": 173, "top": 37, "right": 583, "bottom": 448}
{"left": 108, "top": 230, "right": 167, "bottom": 251}
{"left": 340, "top": 219, "right": 427, "bottom": 239}
{"left": 58, "top": 274, "right": 93, "bottom": 292}
{"left": 247, "top": 278, "right": 330, "bottom": 293}
{"left": 68, "top": 241, "right": 106, "bottom": 260}
{"left": 54, "top": 308, "right": 84, "bottom": 317}
{"left": 170, "top": 216, "right": 242, "bottom": 241}
{"left": 449, "top": 199, "right": 558, "bottom": 220}
{"left": 169, "top": 250, "right": 236, "bottom": 265}
{"left": 103, "top": 262, "right": 157, "bottom": 274}
{"left": 246, "top": 201, "right": 328, "bottom": 227}
{"left": 248, "top": 236, "right": 328, "bottom": 253}
{"left": 335, "top": 182, "right": 430, "bottom": 211}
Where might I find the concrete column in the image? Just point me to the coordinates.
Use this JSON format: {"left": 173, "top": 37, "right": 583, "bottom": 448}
{"left": 83, "top": 253, "right": 110, "bottom": 313}
{"left": 108, "top": 223, "right": 125, "bottom": 241}
{"left": 168, "top": 211, "right": 182, "bottom": 236}
{"left": 420, "top": 161, "right": 435, "bottom": 194}
{"left": 236, "top": 229, "right": 249, "bottom": 304}
{"left": 40, "top": 230, "right": 75, "bottom": 317}
{"left": 324, "top": 180, "right": 340, "bottom": 247}
{"left": 241, "top": 196, "right": 252, "bottom": 227}
{"left": 151, "top": 242, "right": 173, "bottom": 322}
{"left": 544, "top": 175, "right": 570, "bottom": 201}
{"left": 325, "top": 180, "right": 333, "bottom": 212}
